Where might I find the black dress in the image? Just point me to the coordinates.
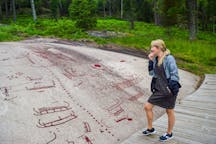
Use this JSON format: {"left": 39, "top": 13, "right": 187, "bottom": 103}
{"left": 148, "top": 63, "right": 177, "bottom": 109}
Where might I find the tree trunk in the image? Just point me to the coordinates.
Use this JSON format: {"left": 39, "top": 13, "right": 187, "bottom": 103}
{"left": 103, "top": 0, "right": 106, "bottom": 17}
{"left": 186, "top": 0, "right": 197, "bottom": 40}
{"left": 103, "top": 5, "right": 106, "bottom": 18}
{"left": 108, "top": 0, "right": 112, "bottom": 17}
{"left": 120, "top": 0, "right": 123, "bottom": 19}
{"left": 5, "top": 0, "right": 8, "bottom": 18}
{"left": 154, "top": 12, "right": 161, "bottom": 25}
{"left": 130, "top": 19, "right": 134, "bottom": 29}
{"left": 153, "top": 0, "right": 161, "bottom": 25}
{"left": 12, "top": 0, "right": 16, "bottom": 22}
{"left": 10, "top": 0, "right": 12, "bottom": 15}
{"left": 213, "top": 16, "right": 215, "bottom": 33}
{"left": 59, "top": 0, "right": 62, "bottom": 9}
{"left": 0, "top": 3, "right": 2, "bottom": 20}
{"left": 195, "top": 0, "right": 198, "bottom": 33}
{"left": 59, "top": 0, "right": 62, "bottom": 16}
{"left": 201, "top": 8, "right": 205, "bottom": 31}
{"left": 30, "top": 0, "right": 37, "bottom": 22}
{"left": 129, "top": 0, "right": 135, "bottom": 30}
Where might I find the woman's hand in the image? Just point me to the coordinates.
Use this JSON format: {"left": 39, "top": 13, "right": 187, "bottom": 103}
{"left": 148, "top": 53, "right": 155, "bottom": 61}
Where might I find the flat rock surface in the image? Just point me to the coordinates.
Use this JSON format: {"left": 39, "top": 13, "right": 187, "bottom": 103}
{"left": 121, "top": 74, "right": 216, "bottom": 144}
{"left": 0, "top": 38, "right": 199, "bottom": 144}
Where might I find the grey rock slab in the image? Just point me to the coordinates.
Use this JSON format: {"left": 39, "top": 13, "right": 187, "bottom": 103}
{"left": 0, "top": 39, "right": 199, "bottom": 144}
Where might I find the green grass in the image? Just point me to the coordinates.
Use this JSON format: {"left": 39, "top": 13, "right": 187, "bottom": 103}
{"left": 96, "top": 19, "right": 216, "bottom": 75}
{"left": 0, "top": 18, "right": 215, "bottom": 75}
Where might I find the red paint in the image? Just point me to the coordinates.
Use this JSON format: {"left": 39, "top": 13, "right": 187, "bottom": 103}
{"left": 74, "top": 81, "right": 83, "bottom": 87}
{"left": 104, "top": 99, "right": 124, "bottom": 116}
{"left": 128, "top": 91, "right": 144, "bottom": 101}
{"left": 63, "top": 68, "right": 85, "bottom": 79}
{"left": 66, "top": 140, "right": 75, "bottom": 144}
{"left": 7, "top": 75, "right": 18, "bottom": 80}
{"left": 26, "top": 80, "right": 55, "bottom": 91}
{"left": 113, "top": 77, "right": 142, "bottom": 90}
{"left": 0, "top": 87, "right": 9, "bottom": 97}
{"left": 33, "top": 101, "right": 71, "bottom": 116}
{"left": 37, "top": 90, "right": 45, "bottom": 93}
{"left": 91, "top": 64, "right": 114, "bottom": 75}
{"left": 63, "top": 68, "right": 76, "bottom": 79}
{"left": 113, "top": 107, "right": 124, "bottom": 116}
{"left": 26, "top": 76, "right": 42, "bottom": 81}
{"left": 4, "top": 96, "right": 18, "bottom": 101}
{"left": 127, "top": 118, "right": 133, "bottom": 121}
{"left": 83, "top": 136, "right": 93, "bottom": 144}
{"left": 100, "top": 129, "right": 104, "bottom": 133}
{"left": 0, "top": 87, "right": 18, "bottom": 101}
{"left": 94, "top": 64, "right": 101, "bottom": 68}
{"left": 83, "top": 122, "right": 91, "bottom": 133}
{"left": 46, "top": 132, "right": 57, "bottom": 144}
{"left": 26, "top": 53, "right": 35, "bottom": 64}
{"left": 115, "top": 116, "right": 133, "bottom": 123}
{"left": 26, "top": 85, "right": 55, "bottom": 91}
{"left": 33, "top": 49, "right": 76, "bottom": 65}
{"left": 45, "top": 67, "right": 116, "bottom": 138}
{"left": 37, "top": 111, "right": 77, "bottom": 128}
{"left": 53, "top": 52, "right": 76, "bottom": 62}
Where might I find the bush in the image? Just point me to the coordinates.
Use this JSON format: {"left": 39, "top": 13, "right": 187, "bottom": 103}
{"left": 68, "top": 0, "right": 97, "bottom": 30}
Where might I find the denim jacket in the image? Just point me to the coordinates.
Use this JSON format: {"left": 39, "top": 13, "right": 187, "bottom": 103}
{"left": 149, "top": 55, "right": 179, "bottom": 81}
{"left": 148, "top": 55, "right": 181, "bottom": 96}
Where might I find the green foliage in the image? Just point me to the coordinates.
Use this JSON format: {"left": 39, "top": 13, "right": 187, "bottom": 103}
{"left": 0, "top": 18, "right": 215, "bottom": 75}
{"left": 0, "top": 28, "right": 20, "bottom": 41}
{"left": 0, "top": 17, "right": 89, "bottom": 40}
{"left": 162, "top": 0, "right": 179, "bottom": 26}
{"left": 96, "top": 19, "right": 216, "bottom": 75}
{"left": 68, "top": 0, "right": 97, "bottom": 30}
{"left": 50, "top": 0, "right": 60, "bottom": 20}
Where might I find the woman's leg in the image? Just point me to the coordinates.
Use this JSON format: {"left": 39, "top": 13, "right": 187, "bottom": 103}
{"left": 166, "top": 109, "right": 175, "bottom": 134}
{"left": 144, "top": 102, "right": 154, "bottom": 129}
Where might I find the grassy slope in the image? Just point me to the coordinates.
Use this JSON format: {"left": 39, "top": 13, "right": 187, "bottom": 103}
{"left": 0, "top": 18, "right": 215, "bottom": 75}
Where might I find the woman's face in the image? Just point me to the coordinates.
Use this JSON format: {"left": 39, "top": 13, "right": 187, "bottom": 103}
{"left": 150, "top": 46, "right": 161, "bottom": 56}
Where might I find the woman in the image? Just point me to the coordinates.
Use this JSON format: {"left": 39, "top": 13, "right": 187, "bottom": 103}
{"left": 143, "top": 39, "right": 181, "bottom": 142}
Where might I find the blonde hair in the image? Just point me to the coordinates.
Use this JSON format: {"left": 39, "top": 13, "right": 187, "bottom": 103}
{"left": 151, "top": 39, "right": 170, "bottom": 66}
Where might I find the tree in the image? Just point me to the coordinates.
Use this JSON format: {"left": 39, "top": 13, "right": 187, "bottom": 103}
{"left": 103, "top": 0, "right": 106, "bottom": 17}
{"left": 51, "top": 0, "right": 60, "bottom": 20}
{"left": 186, "top": 0, "right": 197, "bottom": 40}
{"left": 69, "top": 0, "right": 97, "bottom": 30}
{"left": 30, "top": 0, "right": 37, "bottom": 22}
{"left": 162, "top": 0, "right": 178, "bottom": 26}
{"left": 108, "top": 0, "right": 112, "bottom": 17}
{"left": 12, "top": 0, "right": 16, "bottom": 22}
{"left": 59, "top": 0, "right": 62, "bottom": 12}
{"left": 0, "top": 1, "right": 2, "bottom": 21}
{"left": 153, "top": 0, "right": 162, "bottom": 25}
{"left": 137, "top": 0, "right": 153, "bottom": 22}
{"left": 4, "top": 0, "right": 9, "bottom": 18}
{"left": 124, "top": 0, "right": 136, "bottom": 29}
{"left": 206, "top": 0, "right": 216, "bottom": 32}
{"left": 120, "top": 0, "right": 123, "bottom": 19}
{"left": 58, "top": 0, "right": 71, "bottom": 16}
